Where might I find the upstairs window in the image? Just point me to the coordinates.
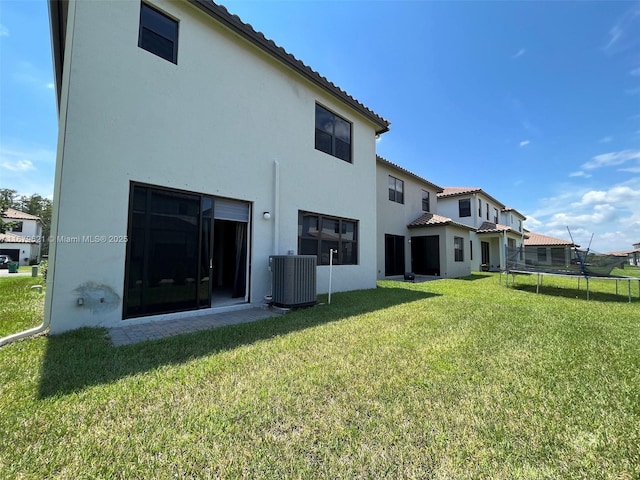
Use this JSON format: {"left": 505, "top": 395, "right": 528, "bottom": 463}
{"left": 422, "top": 190, "right": 430, "bottom": 212}
{"left": 478, "top": 199, "right": 482, "bottom": 217}
{"left": 315, "top": 104, "right": 352, "bottom": 163}
{"left": 493, "top": 208, "right": 499, "bottom": 224}
{"left": 12, "top": 221, "right": 23, "bottom": 232}
{"left": 459, "top": 198, "right": 471, "bottom": 217}
{"left": 486, "top": 202, "right": 489, "bottom": 220}
{"left": 139, "top": 3, "right": 179, "bottom": 64}
{"left": 388, "top": 176, "right": 404, "bottom": 204}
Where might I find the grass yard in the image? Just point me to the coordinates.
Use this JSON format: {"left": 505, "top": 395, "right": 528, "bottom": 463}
{"left": 0, "top": 276, "right": 45, "bottom": 337}
{"left": 1, "top": 274, "right": 639, "bottom": 478}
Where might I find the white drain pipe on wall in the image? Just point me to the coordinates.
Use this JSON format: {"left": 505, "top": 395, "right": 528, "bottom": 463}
{"left": 274, "top": 159, "right": 280, "bottom": 255}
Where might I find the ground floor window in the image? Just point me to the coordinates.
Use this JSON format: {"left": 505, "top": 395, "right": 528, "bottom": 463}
{"left": 385, "top": 234, "right": 405, "bottom": 276}
{"left": 454, "top": 236, "right": 464, "bottom": 262}
{"left": 124, "top": 183, "right": 249, "bottom": 319}
{"left": 298, "top": 211, "right": 358, "bottom": 265}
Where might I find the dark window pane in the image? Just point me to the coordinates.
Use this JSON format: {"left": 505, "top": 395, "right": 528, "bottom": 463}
{"left": 321, "top": 218, "right": 340, "bottom": 240}
{"left": 342, "top": 242, "right": 357, "bottom": 265}
{"left": 139, "top": 3, "right": 178, "bottom": 63}
{"left": 315, "top": 104, "right": 334, "bottom": 134}
{"left": 334, "top": 117, "right": 351, "bottom": 142}
{"left": 342, "top": 221, "right": 356, "bottom": 241}
{"left": 459, "top": 199, "right": 471, "bottom": 217}
{"left": 315, "top": 129, "right": 332, "bottom": 155}
{"left": 140, "top": 28, "right": 175, "bottom": 62}
{"left": 320, "top": 240, "right": 339, "bottom": 265}
{"left": 335, "top": 139, "right": 350, "bottom": 162}
{"left": 141, "top": 3, "right": 177, "bottom": 39}
{"left": 300, "top": 238, "right": 318, "bottom": 256}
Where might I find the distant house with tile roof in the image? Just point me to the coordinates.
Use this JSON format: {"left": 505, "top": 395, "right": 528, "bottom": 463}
{"left": 522, "top": 230, "right": 576, "bottom": 268}
{"left": 377, "top": 156, "right": 473, "bottom": 279}
{"left": 436, "top": 187, "right": 526, "bottom": 271}
{"left": 0, "top": 208, "right": 43, "bottom": 265}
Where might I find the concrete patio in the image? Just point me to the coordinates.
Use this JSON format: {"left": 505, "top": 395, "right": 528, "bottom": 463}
{"left": 108, "top": 307, "right": 284, "bottom": 347}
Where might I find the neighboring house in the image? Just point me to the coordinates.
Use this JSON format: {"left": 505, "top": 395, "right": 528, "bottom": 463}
{"left": 522, "top": 230, "right": 576, "bottom": 268}
{"left": 0, "top": 208, "right": 43, "bottom": 265}
{"left": 46, "top": 0, "right": 389, "bottom": 333}
{"left": 376, "top": 156, "right": 472, "bottom": 279}
{"left": 607, "top": 245, "right": 640, "bottom": 266}
{"left": 436, "top": 187, "right": 526, "bottom": 271}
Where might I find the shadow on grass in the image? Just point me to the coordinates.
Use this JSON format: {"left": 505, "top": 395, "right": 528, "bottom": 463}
{"left": 460, "top": 273, "right": 494, "bottom": 281}
{"left": 510, "top": 284, "right": 638, "bottom": 303}
{"left": 38, "top": 286, "right": 438, "bottom": 398}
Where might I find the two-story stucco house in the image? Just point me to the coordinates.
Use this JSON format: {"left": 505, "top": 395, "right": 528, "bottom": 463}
{"left": 46, "top": 0, "right": 389, "bottom": 333}
{"left": 0, "top": 208, "right": 43, "bottom": 265}
{"left": 436, "top": 187, "right": 526, "bottom": 271}
{"left": 376, "top": 156, "right": 473, "bottom": 279}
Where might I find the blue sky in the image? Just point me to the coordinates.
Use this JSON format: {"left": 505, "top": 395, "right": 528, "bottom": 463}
{"left": 1, "top": 1, "right": 639, "bottom": 252}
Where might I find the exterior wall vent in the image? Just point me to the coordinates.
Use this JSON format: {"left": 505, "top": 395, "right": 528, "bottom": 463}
{"left": 270, "top": 255, "right": 317, "bottom": 308}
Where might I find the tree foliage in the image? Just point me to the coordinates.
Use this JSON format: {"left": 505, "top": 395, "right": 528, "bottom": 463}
{"left": 0, "top": 189, "right": 53, "bottom": 255}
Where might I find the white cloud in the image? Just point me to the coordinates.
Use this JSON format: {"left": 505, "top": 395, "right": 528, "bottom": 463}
{"left": 519, "top": 140, "right": 530, "bottom": 147}
{"left": 46, "top": 83, "right": 54, "bottom": 90}
{"left": 603, "top": 3, "right": 640, "bottom": 54}
{"left": 0, "top": 145, "right": 55, "bottom": 197}
{"left": 512, "top": 48, "right": 526, "bottom": 59}
{"left": 598, "top": 136, "right": 613, "bottom": 143}
{"left": 569, "top": 171, "right": 592, "bottom": 178}
{"left": 1, "top": 159, "right": 35, "bottom": 172}
{"left": 631, "top": 67, "right": 640, "bottom": 76}
{"left": 527, "top": 178, "right": 640, "bottom": 252}
{"left": 582, "top": 149, "right": 640, "bottom": 170}
{"left": 0, "top": 24, "right": 8, "bottom": 37}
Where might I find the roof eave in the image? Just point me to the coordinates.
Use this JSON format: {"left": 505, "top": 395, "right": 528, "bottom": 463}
{"left": 186, "top": 0, "right": 390, "bottom": 134}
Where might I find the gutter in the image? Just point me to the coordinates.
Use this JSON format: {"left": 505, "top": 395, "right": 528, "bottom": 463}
{"left": 0, "top": 315, "right": 51, "bottom": 348}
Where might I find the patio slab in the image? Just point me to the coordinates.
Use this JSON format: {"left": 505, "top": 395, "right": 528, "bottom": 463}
{"left": 108, "top": 307, "right": 283, "bottom": 347}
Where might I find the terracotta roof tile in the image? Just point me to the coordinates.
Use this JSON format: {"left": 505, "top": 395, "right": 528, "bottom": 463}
{"left": 524, "top": 231, "right": 574, "bottom": 247}
{"left": 438, "top": 187, "right": 482, "bottom": 197}
{"left": 187, "top": 0, "right": 390, "bottom": 134}
{"left": 408, "top": 213, "right": 474, "bottom": 230}
{"left": 376, "top": 156, "right": 443, "bottom": 192}
{"left": 3, "top": 208, "right": 41, "bottom": 221}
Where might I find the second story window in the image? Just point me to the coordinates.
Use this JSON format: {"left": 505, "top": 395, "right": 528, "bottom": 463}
{"left": 486, "top": 203, "right": 489, "bottom": 220}
{"left": 493, "top": 208, "right": 498, "bottom": 224}
{"left": 422, "top": 190, "right": 430, "bottom": 212}
{"left": 388, "top": 176, "right": 404, "bottom": 204}
{"left": 459, "top": 198, "right": 471, "bottom": 217}
{"left": 315, "top": 104, "right": 352, "bottom": 163}
{"left": 12, "top": 221, "right": 23, "bottom": 232}
{"left": 478, "top": 199, "right": 482, "bottom": 217}
{"left": 139, "top": 3, "right": 179, "bottom": 64}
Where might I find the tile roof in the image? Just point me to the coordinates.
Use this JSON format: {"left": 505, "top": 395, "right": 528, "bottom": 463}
{"left": 606, "top": 249, "right": 640, "bottom": 256}
{"left": 408, "top": 213, "right": 474, "bottom": 230}
{"left": 477, "top": 221, "right": 511, "bottom": 233}
{"left": 186, "top": 0, "right": 390, "bottom": 134}
{"left": 438, "top": 187, "right": 482, "bottom": 197}
{"left": 501, "top": 206, "right": 526, "bottom": 219}
{"left": 376, "top": 156, "right": 443, "bottom": 192}
{"left": 0, "top": 232, "right": 38, "bottom": 244}
{"left": 3, "top": 208, "right": 41, "bottom": 221}
{"left": 524, "top": 231, "right": 574, "bottom": 247}
{"left": 437, "top": 187, "right": 506, "bottom": 209}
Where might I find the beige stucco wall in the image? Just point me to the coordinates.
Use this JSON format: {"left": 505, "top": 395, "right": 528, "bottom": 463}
{"left": 46, "top": 0, "right": 381, "bottom": 333}
{"left": 376, "top": 162, "right": 440, "bottom": 277}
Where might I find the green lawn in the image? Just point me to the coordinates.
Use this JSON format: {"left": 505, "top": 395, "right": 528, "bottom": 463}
{"left": 0, "top": 276, "right": 45, "bottom": 337}
{"left": 1, "top": 274, "right": 639, "bottom": 478}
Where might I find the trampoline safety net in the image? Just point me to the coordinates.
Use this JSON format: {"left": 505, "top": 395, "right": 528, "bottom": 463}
{"left": 506, "top": 246, "right": 625, "bottom": 277}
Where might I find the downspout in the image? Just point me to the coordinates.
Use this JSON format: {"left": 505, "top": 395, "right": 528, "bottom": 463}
{"left": 273, "top": 159, "right": 280, "bottom": 255}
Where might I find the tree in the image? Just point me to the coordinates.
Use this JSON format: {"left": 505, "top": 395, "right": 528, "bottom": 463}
{"left": 17, "top": 194, "right": 53, "bottom": 256}
{"left": 0, "top": 189, "right": 19, "bottom": 233}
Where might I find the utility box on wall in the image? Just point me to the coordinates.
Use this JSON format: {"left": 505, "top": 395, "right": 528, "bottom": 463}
{"left": 270, "top": 255, "right": 317, "bottom": 308}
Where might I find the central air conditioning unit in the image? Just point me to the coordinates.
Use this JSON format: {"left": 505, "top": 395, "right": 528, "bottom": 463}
{"left": 270, "top": 255, "right": 317, "bottom": 308}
